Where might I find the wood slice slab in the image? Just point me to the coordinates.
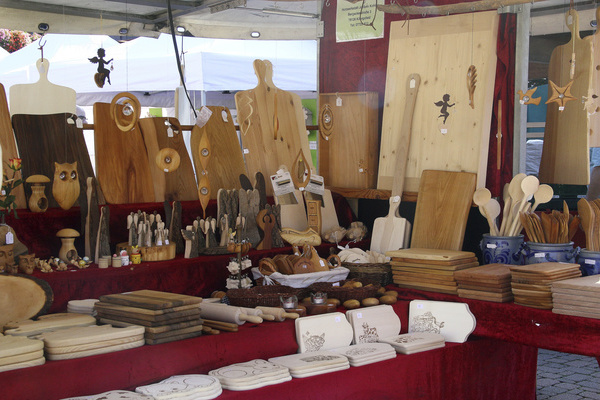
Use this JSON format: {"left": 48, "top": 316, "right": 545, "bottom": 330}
{"left": 388, "top": 248, "right": 476, "bottom": 262}
{"left": 539, "top": 10, "right": 593, "bottom": 184}
{"left": 0, "top": 274, "right": 53, "bottom": 327}
{"left": 551, "top": 274, "right": 600, "bottom": 292}
{"left": 0, "top": 83, "right": 26, "bottom": 209}
{"left": 410, "top": 170, "right": 476, "bottom": 250}
{"left": 46, "top": 338, "right": 145, "bottom": 361}
{"left": 378, "top": 12, "right": 498, "bottom": 192}
{"left": 12, "top": 113, "right": 97, "bottom": 209}
{"left": 318, "top": 92, "right": 379, "bottom": 189}
{"left": 190, "top": 107, "right": 247, "bottom": 198}
{"left": 93, "top": 102, "right": 154, "bottom": 204}
{"left": 4, "top": 313, "right": 96, "bottom": 336}
{"left": 138, "top": 117, "right": 197, "bottom": 202}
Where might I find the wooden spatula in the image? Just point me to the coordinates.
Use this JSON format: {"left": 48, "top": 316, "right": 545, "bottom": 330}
{"left": 578, "top": 198, "right": 595, "bottom": 250}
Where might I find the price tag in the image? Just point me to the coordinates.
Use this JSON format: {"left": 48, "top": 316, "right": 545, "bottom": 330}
{"left": 335, "top": 316, "right": 341, "bottom": 322}
{"left": 417, "top": 303, "right": 424, "bottom": 309}
{"left": 305, "top": 174, "right": 325, "bottom": 196}
{"left": 336, "top": 97, "right": 342, "bottom": 107}
{"left": 585, "top": 259, "right": 596, "bottom": 265}
{"left": 332, "top": 282, "right": 340, "bottom": 287}
{"left": 167, "top": 126, "right": 174, "bottom": 137}
{"left": 270, "top": 171, "right": 295, "bottom": 197}
{"left": 195, "top": 106, "right": 213, "bottom": 128}
{"left": 534, "top": 252, "right": 545, "bottom": 258}
{"left": 5, "top": 231, "right": 13, "bottom": 245}
{"left": 356, "top": 312, "right": 363, "bottom": 319}
{"left": 319, "top": 259, "right": 325, "bottom": 267}
{"left": 559, "top": 106, "right": 565, "bottom": 111}
{"left": 221, "top": 110, "right": 228, "bottom": 122}
{"left": 243, "top": 148, "right": 249, "bottom": 154}
{"left": 440, "top": 128, "right": 448, "bottom": 134}
{"left": 76, "top": 118, "right": 83, "bottom": 129}
{"left": 486, "top": 243, "right": 497, "bottom": 249}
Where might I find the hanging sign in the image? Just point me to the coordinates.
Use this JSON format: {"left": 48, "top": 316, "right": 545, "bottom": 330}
{"left": 336, "top": 0, "right": 384, "bottom": 42}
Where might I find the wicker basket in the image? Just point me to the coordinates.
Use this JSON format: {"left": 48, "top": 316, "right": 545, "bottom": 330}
{"left": 343, "top": 262, "right": 392, "bottom": 286}
{"left": 226, "top": 285, "right": 309, "bottom": 308}
{"left": 308, "top": 280, "right": 381, "bottom": 303}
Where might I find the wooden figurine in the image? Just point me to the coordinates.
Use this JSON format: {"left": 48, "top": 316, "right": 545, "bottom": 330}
{"left": 0, "top": 244, "right": 16, "bottom": 274}
{"left": 25, "top": 174, "right": 50, "bottom": 212}
{"left": 18, "top": 254, "right": 35, "bottom": 275}
{"left": 56, "top": 228, "right": 80, "bottom": 262}
{"left": 52, "top": 161, "right": 80, "bottom": 210}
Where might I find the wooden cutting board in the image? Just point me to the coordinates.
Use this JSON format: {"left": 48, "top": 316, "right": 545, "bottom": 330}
{"left": 98, "top": 317, "right": 202, "bottom": 334}
{"left": 0, "top": 84, "right": 26, "bottom": 209}
{"left": 388, "top": 248, "right": 476, "bottom": 262}
{"left": 345, "top": 305, "right": 401, "bottom": 344}
{"left": 510, "top": 262, "right": 581, "bottom": 276}
{"left": 46, "top": 338, "right": 145, "bottom": 361}
{"left": 392, "top": 266, "right": 455, "bottom": 276}
{"left": 145, "top": 331, "right": 203, "bottom": 345}
{"left": 552, "top": 274, "right": 600, "bottom": 291}
{"left": 4, "top": 313, "right": 96, "bottom": 336}
{"left": 9, "top": 58, "right": 76, "bottom": 116}
{"left": 539, "top": 9, "right": 593, "bottom": 184}
{"left": 99, "top": 290, "right": 202, "bottom": 310}
{"left": 552, "top": 292, "right": 600, "bottom": 304}
{"left": 0, "top": 349, "right": 43, "bottom": 366}
{"left": 45, "top": 335, "right": 144, "bottom": 355}
{"left": 95, "top": 311, "right": 199, "bottom": 327}
{"left": 392, "top": 271, "right": 457, "bottom": 283}
{"left": 144, "top": 324, "right": 204, "bottom": 340}
{"left": 40, "top": 325, "right": 145, "bottom": 348}
{"left": 318, "top": 92, "right": 379, "bottom": 189}
{"left": 12, "top": 113, "right": 98, "bottom": 209}
{"left": 93, "top": 102, "right": 154, "bottom": 204}
{"left": 394, "top": 281, "right": 458, "bottom": 295}
{"left": 235, "top": 60, "right": 312, "bottom": 196}
{"left": 378, "top": 12, "right": 498, "bottom": 192}
{"left": 391, "top": 256, "right": 478, "bottom": 266}
{"left": 457, "top": 284, "right": 511, "bottom": 293}
{"left": 553, "top": 307, "right": 600, "bottom": 319}
{"left": 94, "top": 302, "right": 198, "bottom": 316}
{"left": 587, "top": 7, "right": 600, "bottom": 147}
{"left": 457, "top": 289, "right": 513, "bottom": 302}
{"left": 138, "top": 117, "right": 197, "bottom": 202}
{"left": 190, "top": 107, "right": 247, "bottom": 198}
{"left": 409, "top": 300, "right": 476, "bottom": 343}
{"left": 294, "top": 312, "right": 353, "bottom": 353}
{"left": 454, "top": 264, "right": 512, "bottom": 282}
{"left": 391, "top": 261, "right": 479, "bottom": 271}
{"left": 410, "top": 170, "right": 476, "bottom": 250}
{"left": 0, "top": 335, "right": 44, "bottom": 358}
{"left": 0, "top": 274, "right": 53, "bottom": 328}
{"left": 95, "top": 307, "right": 200, "bottom": 323}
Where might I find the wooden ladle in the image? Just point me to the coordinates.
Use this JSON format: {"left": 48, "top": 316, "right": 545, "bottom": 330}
{"left": 531, "top": 184, "right": 554, "bottom": 212}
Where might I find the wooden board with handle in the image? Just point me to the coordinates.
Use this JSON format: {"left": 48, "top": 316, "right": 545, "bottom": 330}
{"left": 190, "top": 107, "right": 248, "bottom": 198}
{"left": 138, "top": 117, "right": 197, "bottom": 202}
{"left": 93, "top": 102, "right": 154, "bottom": 204}
{"left": 9, "top": 58, "right": 76, "bottom": 116}
{"left": 0, "top": 83, "right": 25, "bottom": 209}
{"left": 235, "top": 60, "right": 313, "bottom": 196}
{"left": 388, "top": 248, "right": 476, "bottom": 261}
{"left": 318, "top": 92, "right": 379, "bottom": 189}
{"left": 539, "top": 9, "right": 593, "bottom": 184}
{"left": 12, "top": 113, "right": 97, "bottom": 209}
{"left": 378, "top": 11, "right": 498, "bottom": 192}
{"left": 586, "top": 7, "right": 600, "bottom": 148}
{"left": 410, "top": 170, "right": 476, "bottom": 251}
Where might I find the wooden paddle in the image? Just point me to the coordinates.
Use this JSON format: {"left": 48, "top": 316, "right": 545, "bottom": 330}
{"left": 370, "top": 74, "right": 420, "bottom": 254}
{"left": 0, "top": 83, "right": 25, "bottom": 209}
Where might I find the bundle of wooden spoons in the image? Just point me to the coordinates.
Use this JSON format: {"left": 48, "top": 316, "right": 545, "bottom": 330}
{"left": 519, "top": 201, "right": 578, "bottom": 244}
{"left": 577, "top": 198, "right": 600, "bottom": 250}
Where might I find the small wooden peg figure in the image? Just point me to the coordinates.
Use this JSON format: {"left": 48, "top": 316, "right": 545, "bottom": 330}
{"left": 89, "top": 48, "right": 113, "bottom": 88}
{"left": 435, "top": 94, "right": 455, "bottom": 124}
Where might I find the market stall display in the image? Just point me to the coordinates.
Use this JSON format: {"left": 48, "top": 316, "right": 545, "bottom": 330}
{"left": 454, "top": 264, "right": 513, "bottom": 303}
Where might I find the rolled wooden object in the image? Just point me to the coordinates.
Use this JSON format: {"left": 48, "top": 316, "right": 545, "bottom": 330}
{"left": 202, "top": 319, "right": 239, "bottom": 332}
{"left": 256, "top": 306, "right": 300, "bottom": 322}
{"left": 213, "top": 303, "right": 276, "bottom": 321}
{"left": 199, "top": 303, "right": 263, "bottom": 325}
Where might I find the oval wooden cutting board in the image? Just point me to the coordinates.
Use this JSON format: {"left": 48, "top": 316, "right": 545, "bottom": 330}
{"left": 94, "top": 102, "right": 154, "bottom": 204}
{"left": 138, "top": 117, "right": 197, "bottom": 202}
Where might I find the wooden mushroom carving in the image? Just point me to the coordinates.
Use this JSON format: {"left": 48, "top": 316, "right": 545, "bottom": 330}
{"left": 26, "top": 175, "right": 50, "bottom": 212}
{"left": 57, "top": 228, "right": 80, "bottom": 262}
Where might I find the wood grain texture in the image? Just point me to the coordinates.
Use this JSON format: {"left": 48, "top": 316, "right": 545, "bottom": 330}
{"left": 587, "top": 7, "right": 600, "bottom": 148}
{"left": 190, "top": 107, "right": 247, "bottom": 198}
{"left": 318, "top": 92, "right": 379, "bottom": 189}
{"left": 93, "top": 102, "right": 154, "bottom": 204}
{"left": 539, "top": 10, "right": 592, "bottom": 184}
{"left": 138, "top": 117, "right": 197, "bottom": 202}
{"left": 235, "top": 60, "right": 312, "bottom": 196}
{"left": 410, "top": 170, "right": 477, "bottom": 251}
{"left": 0, "top": 84, "right": 26, "bottom": 209}
{"left": 0, "top": 274, "right": 53, "bottom": 327}
{"left": 378, "top": 11, "right": 498, "bottom": 192}
{"left": 12, "top": 113, "right": 97, "bottom": 209}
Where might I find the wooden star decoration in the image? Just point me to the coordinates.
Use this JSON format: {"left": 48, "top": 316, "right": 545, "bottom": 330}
{"left": 545, "top": 80, "right": 577, "bottom": 111}
{"left": 517, "top": 87, "right": 541, "bottom": 105}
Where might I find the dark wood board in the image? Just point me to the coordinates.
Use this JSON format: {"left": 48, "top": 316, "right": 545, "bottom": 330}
{"left": 0, "top": 83, "right": 26, "bottom": 209}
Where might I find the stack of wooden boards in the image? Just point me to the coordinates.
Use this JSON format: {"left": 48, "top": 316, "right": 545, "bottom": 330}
{"left": 268, "top": 351, "right": 350, "bottom": 378}
{"left": 552, "top": 275, "right": 600, "bottom": 319}
{"left": 331, "top": 343, "right": 397, "bottom": 367}
{"left": 67, "top": 299, "right": 98, "bottom": 316}
{"left": 136, "top": 374, "right": 222, "bottom": 400}
{"left": 454, "top": 264, "right": 513, "bottom": 303}
{"left": 209, "top": 359, "right": 292, "bottom": 390}
{"left": 94, "top": 290, "right": 203, "bottom": 345}
{"left": 0, "top": 335, "right": 45, "bottom": 372}
{"left": 388, "top": 249, "right": 479, "bottom": 295}
{"left": 380, "top": 332, "right": 445, "bottom": 355}
{"left": 63, "top": 390, "right": 152, "bottom": 400}
{"left": 4, "top": 313, "right": 96, "bottom": 337}
{"left": 510, "top": 263, "right": 582, "bottom": 309}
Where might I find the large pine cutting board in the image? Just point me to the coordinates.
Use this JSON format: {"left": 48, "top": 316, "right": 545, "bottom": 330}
{"left": 378, "top": 11, "right": 498, "bottom": 192}
{"left": 12, "top": 113, "right": 97, "bottom": 209}
{"left": 410, "top": 170, "right": 476, "bottom": 250}
{"left": 235, "top": 60, "right": 312, "bottom": 195}
{"left": 318, "top": 92, "right": 379, "bottom": 189}
{"left": 539, "top": 10, "right": 593, "bottom": 184}
{"left": 189, "top": 106, "right": 247, "bottom": 198}
{"left": 0, "top": 83, "right": 25, "bottom": 209}
{"left": 138, "top": 117, "right": 197, "bottom": 202}
{"left": 94, "top": 102, "right": 154, "bottom": 204}
{"left": 587, "top": 8, "right": 600, "bottom": 147}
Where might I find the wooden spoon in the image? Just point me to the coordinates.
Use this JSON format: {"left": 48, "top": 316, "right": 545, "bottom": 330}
{"left": 473, "top": 188, "right": 496, "bottom": 235}
{"left": 578, "top": 198, "right": 595, "bottom": 250}
{"left": 499, "top": 183, "right": 511, "bottom": 236}
{"left": 508, "top": 175, "right": 539, "bottom": 235}
{"left": 531, "top": 184, "right": 554, "bottom": 212}
{"left": 484, "top": 199, "right": 501, "bottom": 236}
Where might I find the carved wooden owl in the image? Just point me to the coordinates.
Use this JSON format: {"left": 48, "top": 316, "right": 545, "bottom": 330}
{"left": 52, "top": 161, "right": 80, "bottom": 210}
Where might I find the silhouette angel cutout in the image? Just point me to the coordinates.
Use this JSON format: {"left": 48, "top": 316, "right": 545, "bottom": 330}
{"left": 88, "top": 48, "right": 113, "bottom": 88}
{"left": 434, "top": 94, "right": 455, "bottom": 124}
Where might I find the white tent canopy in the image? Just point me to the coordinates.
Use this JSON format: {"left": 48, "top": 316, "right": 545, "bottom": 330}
{"left": 0, "top": 33, "right": 317, "bottom": 107}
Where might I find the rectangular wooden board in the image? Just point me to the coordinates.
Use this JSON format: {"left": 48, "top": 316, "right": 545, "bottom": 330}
{"left": 378, "top": 11, "right": 499, "bottom": 192}
{"left": 551, "top": 274, "right": 600, "bottom": 292}
{"left": 457, "top": 288, "right": 513, "bottom": 302}
{"left": 454, "top": 264, "right": 512, "bottom": 282}
{"left": 388, "top": 248, "right": 476, "bottom": 262}
{"left": 393, "top": 281, "right": 458, "bottom": 295}
{"left": 509, "top": 262, "right": 581, "bottom": 276}
{"left": 318, "top": 92, "right": 379, "bottom": 189}
{"left": 391, "top": 261, "right": 479, "bottom": 271}
{"left": 99, "top": 290, "right": 201, "bottom": 310}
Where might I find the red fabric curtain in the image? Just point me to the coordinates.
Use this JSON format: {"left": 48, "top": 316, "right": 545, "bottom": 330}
{"left": 487, "top": 13, "right": 517, "bottom": 197}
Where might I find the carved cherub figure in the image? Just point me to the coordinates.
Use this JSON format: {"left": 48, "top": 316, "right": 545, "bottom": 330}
{"left": 434, "top": 94, "right": 455, "bottom": 124}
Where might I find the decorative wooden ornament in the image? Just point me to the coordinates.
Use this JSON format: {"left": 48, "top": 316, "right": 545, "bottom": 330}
{"left": 318, "top": 104, "right": 334, "bottom": 140}
{"left": 517, "top": 87, "right": 542, "bottom": 105}
{"left": 545, "top": 80, "right": 576, "bottom": 111}
{"left": 52, "top": 161, "right": 80, "bottom": 210}
{"left": 88, "top": 48, "right": 113, "bottom": 88}
{"left": 291, "top": 149, "right": 311, "bottom": 189}
{"left": 197, "top": 130, "right": 211, "bottom": 219}
{"left": 109, "top": 92, "right": 141, "bottom": 132}
{"left": 155, "top": 148, "right": 181, "bottom": 173}
{"left": 467, "top": 65, "right": 477, "bottom": 109}
{"left": 25, "top": 174, "right": 50, "bottom": 213}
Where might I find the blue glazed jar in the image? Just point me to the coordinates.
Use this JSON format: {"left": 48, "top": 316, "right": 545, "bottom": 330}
{"left": 577, "top": 249, "right": 600, "bottom": 276}
{"left": 479, "top": 234, "right": 524, "bottom": 265}
{"left": 522, "top": 242, "right": 579, "bottom": 265}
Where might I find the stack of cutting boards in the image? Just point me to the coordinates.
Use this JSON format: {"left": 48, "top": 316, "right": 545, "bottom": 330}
{"left": 63, "top": 391, "right": 152, "bottom": 400}
{"left": 552, "top": 275, "right": 600, "bottom": 319}
{"left": 331, "top": 343, "right": 396, "bottom": 367}
{"left": 380, "top": 332, "right": 446, "bottom": 355}
{"left": 387, "top": 248, "right": 479, "bottom": 295}
{"left": 4, "top": 313, "right": 96, "bottom": 337}
{"left": 454, "top": 264, "right": 513, "bottom": 303}
{"left": 294, "top": 312, "right": 354, "bottom": 353}
{"left": 39, "top": 325, "right": 145, "bottom": 361}
{"left": 509, "top": 263, "right": 582, "bottom": 309}
{"left": 94, "top": 290, "right": 203, "bottom": 345}
{"left": 67, "top": 299, "right": 99, "bottom": 316}
{"left": 136, "top": 374, "right": 222, "bottom": 400}
{"left": 0, "top": 335, "right": 45, "bottom": 372}
{"left": 209, "top": 359, "right": 291, "bottom": 390}
{"left": 268, "top": 351, "right": 349, "bottom": 378}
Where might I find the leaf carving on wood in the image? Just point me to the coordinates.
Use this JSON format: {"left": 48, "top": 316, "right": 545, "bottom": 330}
{"left": 467, "top": 65, "right": 477, "bottom": 109}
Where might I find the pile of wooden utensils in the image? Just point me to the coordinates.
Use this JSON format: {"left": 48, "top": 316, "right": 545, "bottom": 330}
{"left": 473, "top": 174, "right": 554, "bottom": 237}
{"left": 577, "top": 198, "right": 600, "bottom": 250}
{"left": 519, "top": 202, "right": 578, "bottom": 244}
